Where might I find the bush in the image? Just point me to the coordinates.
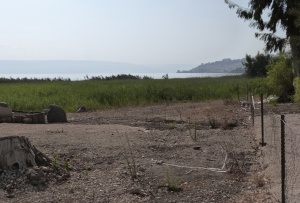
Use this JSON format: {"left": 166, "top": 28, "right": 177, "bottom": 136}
{"left": 293, "top": 77, "right": 300, "bottom": 102}
{"left": 266, "top": 53, "right": 294, "bottom": 101}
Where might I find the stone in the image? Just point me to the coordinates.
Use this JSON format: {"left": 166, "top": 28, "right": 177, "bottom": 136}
{"left": 23, "top": 118, "right": 33, "bottom": 124}
{"left": 129, "top": 188, "right": 146, "bottom": 197}
{"left": 76, "top": 105, "right": 87, "bottom": 113}
{"left": 41, "top": 109, "right": 49, "bottom": 115}
{"left": 0, "top": 102, "right": 8, "bottom": 107}
{"left": 47, "top": 104, "right": 67, "bottom": 123}
{"left": 26, "top": 167, "right": 47, "bottom": 185}
{"left": 0, "top": 102, "right": 12, "bottom": 118}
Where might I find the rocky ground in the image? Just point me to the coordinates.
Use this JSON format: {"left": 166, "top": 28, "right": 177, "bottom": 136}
{"left": 0, "top": 100, "right": 298, "bottom": 203}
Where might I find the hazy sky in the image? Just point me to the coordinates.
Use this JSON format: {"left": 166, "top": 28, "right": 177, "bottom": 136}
{"left": 0, "top": 0, "right": 272, "bottom": 65}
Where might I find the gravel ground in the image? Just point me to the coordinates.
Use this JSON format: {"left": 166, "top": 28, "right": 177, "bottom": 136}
{"left": 0, "top": 101, "right": 288, "bottom": 203}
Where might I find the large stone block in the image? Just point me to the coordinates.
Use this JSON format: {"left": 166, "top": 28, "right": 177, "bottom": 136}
{"left": 47, "top": 104, "right": 67, "bottom": 123}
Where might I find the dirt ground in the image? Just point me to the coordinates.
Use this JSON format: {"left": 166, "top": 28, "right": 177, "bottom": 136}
{"left": 0, "top": 101, "right": 296, "bottom": 203}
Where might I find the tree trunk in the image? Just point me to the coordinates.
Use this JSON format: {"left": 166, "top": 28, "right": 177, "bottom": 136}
{"left": 0, "top": 136, "right": 51, "bottom": 170}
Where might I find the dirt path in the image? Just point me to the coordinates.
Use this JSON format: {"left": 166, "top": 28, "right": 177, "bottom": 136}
{"left": 0, "top": 101, "right": 281, "bottom": 202}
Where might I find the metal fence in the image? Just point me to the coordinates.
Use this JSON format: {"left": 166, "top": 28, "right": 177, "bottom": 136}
{"left": 252, "top": 94, "right": 300, "bottom": 203}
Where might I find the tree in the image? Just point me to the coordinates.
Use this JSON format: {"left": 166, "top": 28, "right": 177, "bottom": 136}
{"left": 243, "top": 52, "right": 271, "bottom": 77}
{"left": 224, "top": 0, "right": 300, "bottom": 74}
{"left": 266, "top": 52, "right": 294, "bottom": 101}
{"left": 289, "top": 4, "right": 300, "bottom": 74}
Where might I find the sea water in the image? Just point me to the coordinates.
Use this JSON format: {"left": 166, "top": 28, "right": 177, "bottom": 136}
{"left": 1, "top": 72, "right": 241, "bottom": 81}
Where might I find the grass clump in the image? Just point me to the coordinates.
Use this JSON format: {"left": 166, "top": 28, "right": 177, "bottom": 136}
{"left": 164, "top": 168, "right": 182, "bottom": 192}
{"left": 189, "top": 121, "right": 199, "bottom": 142}
{"left": 123, "top": 134, "right": 138, "bottom": 179}
{"left": 207, "top": 116, "right": 221, "bottom": 129}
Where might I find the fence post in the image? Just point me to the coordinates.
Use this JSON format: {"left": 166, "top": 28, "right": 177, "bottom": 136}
{"left": 281, "top": 115, "right": 286, "bottom": 203}
{"left": 250, "top": 96, "right": 254, "bottom": 127}
{"left": 260, "top": 93, "right": 266, "bottom": 146}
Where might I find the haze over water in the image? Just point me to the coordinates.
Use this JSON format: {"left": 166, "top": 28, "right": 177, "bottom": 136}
{"left": 0, "top": 1, "right": 269, "bottom": 74}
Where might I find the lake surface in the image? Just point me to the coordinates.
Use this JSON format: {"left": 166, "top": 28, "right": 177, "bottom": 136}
{"left": 1, "top": 72, "right": 241, "bottom": 81}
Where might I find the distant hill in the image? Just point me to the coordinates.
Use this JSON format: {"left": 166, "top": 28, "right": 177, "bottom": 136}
{"left": 177, "top": 58, "right": 245, "bottom": 73}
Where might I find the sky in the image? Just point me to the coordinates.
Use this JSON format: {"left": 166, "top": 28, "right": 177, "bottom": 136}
{"left": 0, "top": 0, "right": 277, "bottom": 67}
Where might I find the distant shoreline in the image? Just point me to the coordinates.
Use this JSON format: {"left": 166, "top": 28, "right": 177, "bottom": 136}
{"left": 1, "top": 73, "right": 242, "bottom": 81}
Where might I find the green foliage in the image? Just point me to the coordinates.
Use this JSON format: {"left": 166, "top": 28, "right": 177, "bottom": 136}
{"left": 189, "top": 121, "right": 199, "bottom": 142}
{"left": 266, "top": 53, "right": 295, "bottom": 97}
{"left": 124, "top": 134, "right": 137, "bottom": 179}
{"left": 225, "top": 0, "right": 300, "bottom": 74}
{"left": 290, "top": 4, "right": 300, "bottom": 75}
{"left": 293, "top": 77, "right": 300, "bottom": 102}
{"left": 243, "top": 52, "right": 271, "bottom": 78}
{"left": 225, "top": 0, "right": 298, "bottom": 52}
{"left": 0, "top": 76, "right": 266, "bottom": 112}
{"left": 164, "top": 168, "right": 182, "bottom": 192}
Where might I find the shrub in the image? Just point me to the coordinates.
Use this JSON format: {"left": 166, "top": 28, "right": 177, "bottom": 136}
{"left": 293, "top": 77, "right": 300, "bottom": 102}
{"left": 266, "top": 53, "right": 294, "bottom": 100}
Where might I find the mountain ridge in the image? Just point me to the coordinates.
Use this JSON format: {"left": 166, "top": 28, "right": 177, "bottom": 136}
{"left": 178, "top": 58, "right": 245, "bottom": 73}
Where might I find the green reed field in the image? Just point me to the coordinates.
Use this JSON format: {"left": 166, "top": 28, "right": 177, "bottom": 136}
{"left": 0, "top": 76, "right": 265, "bottom": 112}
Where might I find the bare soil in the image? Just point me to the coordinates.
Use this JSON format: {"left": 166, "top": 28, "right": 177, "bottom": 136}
{"left": 0, "top": 101, "right": 293, "bottom": 203}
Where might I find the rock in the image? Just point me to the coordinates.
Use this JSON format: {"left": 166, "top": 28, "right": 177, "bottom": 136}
{"left": 129, "top": 188, "right": 146, "bottom": 197}
{"left": 47, "top": 104, "right": 67, "bottom": 123}
{"left": 0, "top": 102, "right": 8, "bottom": 107}
{"left": 12, "top": 115, "right": 26, "bottom": 123}
{"left": 76, "top": 105, "right": 87, "bottom": 113}
{"left": 23, "top": 118, "right": 32, "bottom": 124}
{"left": 0, "top": 102, "right": 12, "bottom": 118}
{"left": 193, "top": 146, "right": 201, "bottom": 150}
{"left": 41, "top": 109, "right": 49, "bottom": 115}
{"left": 26, "top": 167, "right": 47, "bottom": 185}
{"left": 40, "top": 166, "right": 52, "bottom": 173}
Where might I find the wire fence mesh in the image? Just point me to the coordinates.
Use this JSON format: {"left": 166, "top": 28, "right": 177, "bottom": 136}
{"left": 253, "top": 96, "right": 300, "bottom": 203}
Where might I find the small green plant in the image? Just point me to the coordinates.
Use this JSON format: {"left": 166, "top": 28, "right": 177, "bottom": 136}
{"left": 164, "top": 168, "right": 182, "bottom": 192}
{"left": 51, "top": 152, "right": 70, "bottom": 171}
{"left": 189, "top": 121, "right": 198, "bottom": 142}
{"left": 124, "top": 134, "right": 138, "bottom": 179}
{"left": 51, "top": 152, "right": 60, "bottom": 168}
{"left": 207, "top": 116, "right": 220, "bottom": 129}
{"left": 176, "top": 108, "right": 183, "bottom": 121}
{"left": 64, "top": 160, "right": 70, "bottom": 173}
{"left": 82, "top": 169, "right": 89, "bottom": 180}
{"left": 222, "top": 118, "right": 238, "bottom": 130}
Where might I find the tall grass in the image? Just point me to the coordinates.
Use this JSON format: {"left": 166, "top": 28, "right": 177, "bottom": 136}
{"left": 0, "top": 76, "right": 266, "bottom": 112}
